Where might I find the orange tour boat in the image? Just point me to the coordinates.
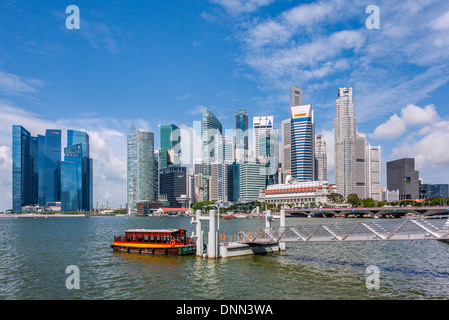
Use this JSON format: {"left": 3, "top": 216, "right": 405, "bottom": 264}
{"left": 111, "top": 228, "right": 196, "bottom": 255}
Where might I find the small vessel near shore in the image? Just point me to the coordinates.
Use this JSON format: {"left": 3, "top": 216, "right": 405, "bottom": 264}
{"left": 111, "top": 228, "right": 196, "bottom": 255}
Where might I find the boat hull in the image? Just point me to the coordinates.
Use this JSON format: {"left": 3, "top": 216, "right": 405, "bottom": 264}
{"left": 111, "top": 243, "right": 196, "bottom": 255}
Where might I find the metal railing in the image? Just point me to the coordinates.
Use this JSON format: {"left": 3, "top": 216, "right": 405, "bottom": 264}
{"left": 231, "top": 216, "right": 449, "bottom": 244}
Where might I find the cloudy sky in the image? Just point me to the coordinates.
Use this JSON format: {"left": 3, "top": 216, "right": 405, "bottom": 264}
{"left": 1, "top": 0, "right": 449, "bottom": 211}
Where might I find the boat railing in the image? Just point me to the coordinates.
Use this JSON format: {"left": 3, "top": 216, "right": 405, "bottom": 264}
{"left": 114, "top": 234, "right": 196, "bottom": 246}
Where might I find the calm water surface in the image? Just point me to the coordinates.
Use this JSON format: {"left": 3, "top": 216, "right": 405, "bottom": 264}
{"left": 0, "top": 216, "right": 448, "bottom": 300}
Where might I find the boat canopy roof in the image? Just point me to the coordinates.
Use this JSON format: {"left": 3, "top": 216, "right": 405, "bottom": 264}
{"left": 125, "top": 228, "right": 182, "bottom": 234}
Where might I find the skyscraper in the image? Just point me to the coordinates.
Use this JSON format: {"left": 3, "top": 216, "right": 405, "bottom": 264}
{"left": 202, "top": 109, "right": 222, "bottom": 201}
{"left": 334, "top": 87, "right": 357, "bottom": 199}
{"left": 127, "top": 125, "right": 155, "bottom": 212}
{"left": 210, "top": 162, "right": 228, "bottom": 202}
{"left": 159, "top": 124, "right": 181, "bottom": 170}
{"left": 387, "top": 158, "right": 419, "bottom": 200}
{"left": 12, "top": 125, "right": 38, "bottom": 212}
{"left": 290, "top": 104, "right": 315, "bottom": 182}
{"left": 314, "top": 134, "right": 327, "bottom": 182}
{"left": 159, "top": 166, "right": 186, "bottom": 207}
{"left": 355, "top": 133, "right": 368, "bottom": 198}
{"left": 259, "top": 128, "right": 279, "bottom": 185}
{"left": 66, "top": 130, "right": 93, "bottom": 211}
{"left": 67, "top": 130, "right": 90, "bottom": 158}
{"left": 234, "top": 109, "right": 248, "bottom": 162}
{"left": 238, "top": 160, "right": 266, "bottom": 202}
{"left": 13, "top": 126, "right": 92, "bottom": 212}
{"left": 127, "top": 125, "right": 138, "bottom": 212}
{"left": 354, "top": 133, "right": 381, "bottom": 201}
{"left": 137, "top": 129, "right": 155, "bottom": 203}
{"left": 42, "top": 129, "right": 62, "bottom": 204}
{"left": 61, "top": 144, "right": 82, "bottom": 212}
{"left": 281, "top": 119, "right": 291, "bottom": 183}
{"left": 215, "top": 134, "right": 233, "bottom": 164}
{"left": 368, "top": 145, "right": 381, "bottom": 201}
{"left": 291, "top": 86, "right": 303, "bottom": 107}
{"left": 282, "top": 86, "right": 303, "bottom": 183}
{"left": 253, "top": 116, "right": 274, "bottom": 157}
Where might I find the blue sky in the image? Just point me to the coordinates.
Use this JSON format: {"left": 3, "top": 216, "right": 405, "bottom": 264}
{"left": 1, "top": 0, "right": 449, "bottom": 210}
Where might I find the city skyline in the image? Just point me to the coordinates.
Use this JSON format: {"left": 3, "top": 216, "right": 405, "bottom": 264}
{"left": 2, "top": 1, "right": 449, "bottom": 211}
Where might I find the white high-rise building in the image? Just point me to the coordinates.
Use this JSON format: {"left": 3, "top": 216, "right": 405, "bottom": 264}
{"left": 315, "top": 134, "right": 327, "bottom": 182}
{"left": 281, "top": 119, "right": 291, "bottom": 183}
{"left": 210, "top": 162, "right": 228, "bottom": 202}
{"left": 334, "top": 87, "right": 357, "bottom": 199}
{"left": 291, "top": 86, "right": 303, "bottom": 108}
{"left": 355, "top": 133, "right": 381, "bottom": 201}
{"left": 215, "top": 134, "right": 233, "bottom": 164}
{"left": 253, "top": 116, "right": 274, "bottom": 157}
{"left": 368, "top": 145, "right": 381, "bottom": 201}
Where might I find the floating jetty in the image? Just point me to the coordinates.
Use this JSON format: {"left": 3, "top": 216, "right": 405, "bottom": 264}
{"left": 190, "top": 209, "right": 286, "bottom": 259}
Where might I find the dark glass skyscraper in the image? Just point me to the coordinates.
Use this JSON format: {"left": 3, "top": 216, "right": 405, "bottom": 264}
{"left": 12, "top": 126, "right": 38, "bottom": 212}
{"left": 12, "top": 126, "right": 93, "bottom": 212}
{"left": 68, "top": 130, "right": 90, "bottom": 158}
{"left": 42, "top": 129, "right": 62, "bottom": 204}
{"left": 61, "top": 131, "right": 93, "bottom": 211}
{"left": 159, "top": 166, "right": 186, "bottom": 208}
{"left": 61, "top": 144, "right": 83, "bottom": 212}
{"left": 159, "top": 124, "right": 181, "bottom": 170}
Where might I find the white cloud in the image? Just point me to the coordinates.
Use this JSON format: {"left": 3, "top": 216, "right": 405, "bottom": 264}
{"left": 213, "top": 0, "right": 275, "bottom": 15}
{"left": 0, "top": 71, "right": 43, "bottom": 95}
{"left": 224, "top": 0, "right": 449, "bottom": 126}
{"left": 431, "top": 10, "right": 449, "bottom": 30}
{"left": 371, "top": 114, "right": 407, "bottom": 140}
{"left": 391, "top": 120, "right": 449, "bottom": 170}
{"left": 246, "top": 29, "right": 365, "bottom": 80}
{"left": 400, "top": 104, "right": 440, "bottom": 126}
{"left": 187, "top": 105, "right": 207, "bottom": 115}
{"left": 371, "top": 104, "right": 440, "bottom": 140}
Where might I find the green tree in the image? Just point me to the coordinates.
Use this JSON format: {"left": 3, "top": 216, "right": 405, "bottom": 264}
{"left": 346, "top": 193, "right": 361, "bottom": 206}
{"left": 327, "top": 193, "right": 344, "bottom": 204}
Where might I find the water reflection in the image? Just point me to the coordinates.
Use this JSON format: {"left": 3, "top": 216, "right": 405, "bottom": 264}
{"left": 1, "top": 216, "right": 449, "bottom": 299}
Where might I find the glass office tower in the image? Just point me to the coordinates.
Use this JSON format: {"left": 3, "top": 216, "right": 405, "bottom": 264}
{"left": 42, "top": 129, "right": 62, "bottom": 204}
{"left": 68, "top": 130, "right": 90, "bottom": 158}
{"left": 127, "top": 125, "right": 138, "bottom": 212}
{"left": 234, "top": 109, "right": 248, "bottom": 162}
{"left": 66, "top": 130, "right": 93, "bottom": 210}
{"left": 159, "top": 166, "right": 186, "bottom": 207}
{"left": 12, "top": 125, "right": 38, "bottom": 212}
{"left": 159, "top": 124, "right": 181, "bottom": 170}
{"left": 13, "top": 126, "right": 92, "bottom": 212}
{"left": 259, "top": 128, "right": 279, "bottom": 185}
{"left": 137, "top": 129, "right": 155, "bottom": 203}
{"left": 127, "top": 125, "right": 155, "bottom": 212}
{"left": 61, "top": 144, "right": 83, "bottom": 212}
{"left": 202, "top": 109, "right": 222, "bottom": 201}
